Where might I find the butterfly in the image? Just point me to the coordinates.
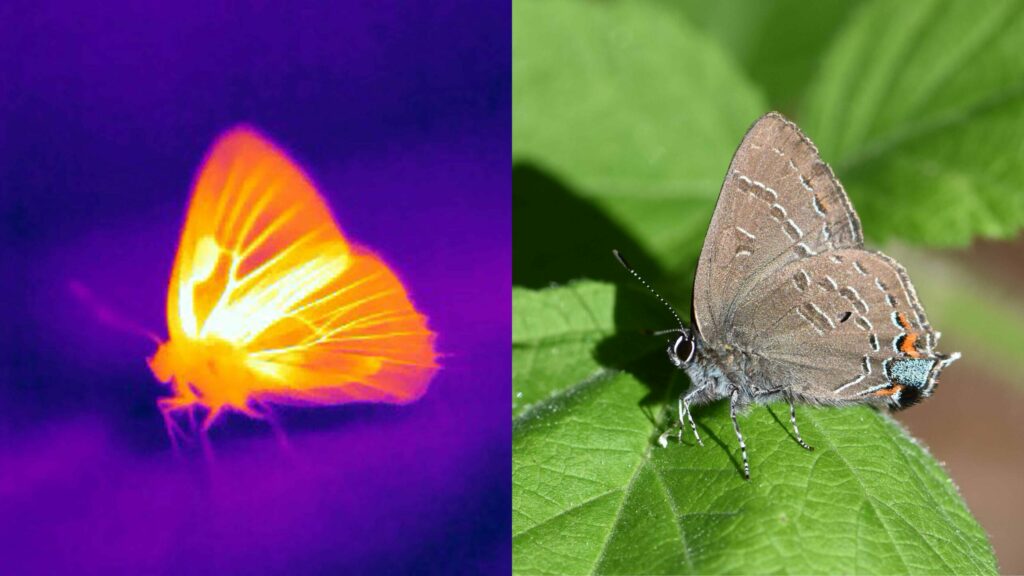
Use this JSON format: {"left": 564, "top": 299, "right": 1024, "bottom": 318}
{"left": 615, "top": 112, "right": 959, "bottom": 479}
{"left": 147, "top": 127, "right": 438, "bottom": 443}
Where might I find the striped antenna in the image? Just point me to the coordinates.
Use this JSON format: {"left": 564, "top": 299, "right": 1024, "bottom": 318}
{"left": 612, "top": 249, "right": 685, "bottom": 332}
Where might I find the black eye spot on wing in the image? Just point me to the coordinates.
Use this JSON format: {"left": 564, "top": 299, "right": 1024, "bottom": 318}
{"left": 838, "top": 311, "right": 852, "bottom": 323}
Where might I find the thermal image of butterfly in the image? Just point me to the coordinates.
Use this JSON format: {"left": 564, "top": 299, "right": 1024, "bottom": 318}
{"left": 147, "top": 127, "right": 438, "bottom": 443}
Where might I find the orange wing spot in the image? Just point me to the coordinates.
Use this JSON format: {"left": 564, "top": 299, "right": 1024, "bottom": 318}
{"left": 894, "top": 312, "right": 922, "bottom": 358}
{"left": 898, "top": 332, "right": 922, "bottom": 358}
{"left": 895, "top": 312, "right": 912, "bottom": 330}
{"left": 873, "top": 384, "right": 904, "bottom": 397}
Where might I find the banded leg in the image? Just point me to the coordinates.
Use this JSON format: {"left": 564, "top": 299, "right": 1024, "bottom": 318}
{"left": 679, "top": 392, "right": 704, "bottom": 446}
{"left": 789, "top": 400, "right": 814, "bottom": 451}
{"left": 660, "top": 390, "right": 706, "bottom": 448}
{"left": 729, "top": 388, "right": 750, "bottom": 480}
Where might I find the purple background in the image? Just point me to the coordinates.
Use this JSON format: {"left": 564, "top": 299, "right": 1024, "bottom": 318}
{"left": 0, "top": 2, "right": 509, "bottom": 574}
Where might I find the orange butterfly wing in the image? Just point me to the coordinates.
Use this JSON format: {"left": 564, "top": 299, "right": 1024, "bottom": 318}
{"left": 151, "top": 127, "right": 437, "bottom": 420}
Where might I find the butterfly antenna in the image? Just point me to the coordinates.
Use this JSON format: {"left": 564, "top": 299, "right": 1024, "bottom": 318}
{"left": 612, "top": 249, "right": 685, "bottom": 331}
{"left": 69, "top": 280, "right": 162, "bottom": 344}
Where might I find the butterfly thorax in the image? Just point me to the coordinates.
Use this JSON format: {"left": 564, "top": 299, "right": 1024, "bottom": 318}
{"left": 682, "top": 337, "right": 783, "bottom": 411}
{"left": 148, "top": 337, "right": 258, "bottom": 413}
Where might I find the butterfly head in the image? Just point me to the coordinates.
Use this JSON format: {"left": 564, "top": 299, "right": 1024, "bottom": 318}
{"left": 148, "top": 339, "right": 177, "bottom": 384}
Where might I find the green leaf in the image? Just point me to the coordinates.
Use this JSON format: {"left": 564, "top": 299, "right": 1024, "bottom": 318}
{"left": 512, "top": 282, "right": 997, "bottom": 575}
{"left": 659, "top": 0, "right": 864, "bottom": 112}
{"left": 513, "top": 0, "right": 766, "bottom": 271}
{"left": 802, "top": 0, "right": 1024, "bottom": 246}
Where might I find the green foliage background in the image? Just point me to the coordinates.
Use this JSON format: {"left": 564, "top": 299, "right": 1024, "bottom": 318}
{"left": 513, "top": 0, "right": 1024, "bottom": 573}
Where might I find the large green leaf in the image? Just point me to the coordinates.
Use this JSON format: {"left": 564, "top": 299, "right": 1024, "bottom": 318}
{"left": 513, "top": 0, "right": 766, "bottom": 271}
{"left": 802, "top": 0, "right": 1024, "bottom": 245}
{"left": 512, "top": 282, "right": 997, "bottom": 574}
{"left": 660, "top": 0, "right": 864, "bottom": 112}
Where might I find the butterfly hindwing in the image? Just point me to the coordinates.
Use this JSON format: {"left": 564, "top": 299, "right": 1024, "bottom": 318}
{"left": 244, "top": 245, "right": 439, "bottom": 406}
{"left": 728, "top": 248, "right": 950, "bottom": 407}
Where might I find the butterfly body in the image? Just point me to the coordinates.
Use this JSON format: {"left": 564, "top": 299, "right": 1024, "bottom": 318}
{"left": 617, "top": 112, "right": 958, "bottom": 478}
{"left": 148, "top": 127, "right": 437, "bottom": 437}
{"left": 680, "top": 342, "right": 783, "bottom": 413}
{"left": 150, "top": 336, "right": 263, "bottom": 419}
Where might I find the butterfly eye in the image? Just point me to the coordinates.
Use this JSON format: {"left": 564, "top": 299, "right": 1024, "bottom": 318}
{"left": 671, "top": 334, "right": 695, "bottom": 365}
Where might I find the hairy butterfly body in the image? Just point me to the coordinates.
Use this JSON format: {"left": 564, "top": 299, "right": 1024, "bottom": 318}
{"left": 616, "top": 112, "right": 958, "bottom": 479}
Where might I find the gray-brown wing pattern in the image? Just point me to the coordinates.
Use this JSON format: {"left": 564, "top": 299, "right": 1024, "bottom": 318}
{"left": 693, "top": 113, "right": 863, "bottom": 345}
{"left": 729, "top": 249, "right": 955, "bottom": 407}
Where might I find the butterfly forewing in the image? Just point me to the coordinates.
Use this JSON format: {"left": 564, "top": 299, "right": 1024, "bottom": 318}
{"left": 168, "top": 128, "right": 349, "bottom": 342}
{"left": 693, "top": 113, "right": 863, "bottom": 344}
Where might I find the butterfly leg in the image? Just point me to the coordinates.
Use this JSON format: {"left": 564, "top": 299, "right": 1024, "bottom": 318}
{"left": 788, "top": 400, "right": 814, "bottom": 451}
{"left": 157, "top": 396, "right": 194, "bottom": 454}
{"left": 198, "top": 406, "right": 223, "bottom": 462}
{"left": 186, "top": 406, "right": 198, "bottom": 436}
{"left": 267, "top": 416, "right": 291, "bottom": 452}
{"left": 659, "top": 390, "right": 705, "bottom": 448}
{"left": 729, "top": 388, "right": 750, "bottom": 480}
{"left": 680, "top": 391, "right": 704, "bottom": 446}
{"left": 159, "top": 406, "right": 182, "bottom": 454}
{"left": 252, "top": 400, "right": 291, "bottom": 451}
